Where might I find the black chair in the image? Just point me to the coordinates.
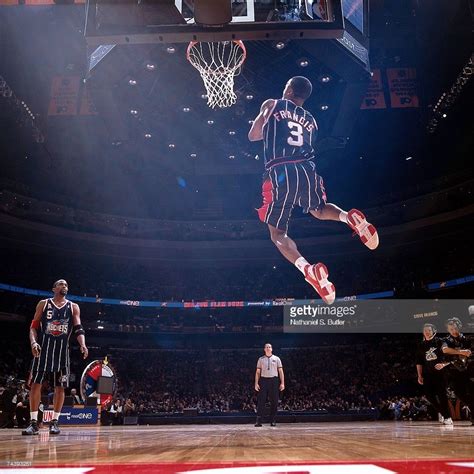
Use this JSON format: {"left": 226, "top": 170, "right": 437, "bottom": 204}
{"left": 63, "top": 396, "right": 74, "bottom": 407}
{"left": 85, "top": 397, "right": 98, "bottom": 407}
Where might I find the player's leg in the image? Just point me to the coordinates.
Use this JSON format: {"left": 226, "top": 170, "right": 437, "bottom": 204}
{"left": 22, "top": 381, "right": 42, "bottom": 435}
{"left": 50, "top": 371, "right": 67, "bottom": 434}
{"left": 259, "top": 164, "right": 335, "bottom": 304}
{"left": 52, "top": 386, "right": 65, "bottom": 415}
{"left": 268, "top": 225, "right": 301, "bottom": 263}
{"left": 29, "top": 383, "right": 42, "bottom": 416}
{"left": 311, "top": 205, "right": 379, "bottom": 250}
{"left": 268, "top": 224, "right": 335, "bottom": 304}
{"left": 310, "top": 202, "right": 346, "bottom": 222}
{"left": 302, "top": 162, "right": 379, "bottom": 250}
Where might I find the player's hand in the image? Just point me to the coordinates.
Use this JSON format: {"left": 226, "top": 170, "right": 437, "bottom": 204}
{"left": 460, "top": 349, "right": 471, "bottom": 357}
{"left": 434, "top": 364, "right": 445, "bottom": 371}
{"left": 279, "top": 383, "right": 285, "bottom": 392}
{"left": 417, "top": 376, "right": 423, "bottom": 385}
{"left": 80, "top": 345, "right": 89, "bottom": 359}
{"left": 31, "top": 342, "right": 41, "bottom": 358}
{"left": 254, "top": 383, "right": 260, "bottom": 392}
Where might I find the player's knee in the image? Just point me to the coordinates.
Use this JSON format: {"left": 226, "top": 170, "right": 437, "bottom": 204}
{"left": 269, "top": 226, "right": 285, "bottom": 244}
{"left": 310, "top": 208, "right": 324, "bottom": 219}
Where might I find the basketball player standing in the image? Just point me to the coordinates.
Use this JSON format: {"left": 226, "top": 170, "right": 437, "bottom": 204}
{"left": 248, "top": 76, "right": 379, "bottom": 304}
{"left": 22, "top": 279, "right": 88, "bottom": 435}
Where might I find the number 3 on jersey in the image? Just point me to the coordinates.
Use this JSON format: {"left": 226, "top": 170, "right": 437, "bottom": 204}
{"left": 287, "top": 121, "right": 304, "bottom": 147}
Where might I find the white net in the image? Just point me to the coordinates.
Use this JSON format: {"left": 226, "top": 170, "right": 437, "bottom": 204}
{"left": 187, "top": 40, "right": 247, "bottom": 109}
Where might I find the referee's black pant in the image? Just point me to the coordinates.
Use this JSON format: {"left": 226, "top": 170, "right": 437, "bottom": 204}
{"left": 423, "top": 372, "right": 450, "bottom": 419}
{"left": 257, "top": 377, "right": 279, "bottom": 422}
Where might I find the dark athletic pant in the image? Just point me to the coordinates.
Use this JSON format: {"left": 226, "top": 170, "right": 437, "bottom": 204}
{"left": 449, "top": 370, "right": 474, "bottom": 420}
{"left": 257, "top": 377, "right": 279, "bottom": 422}
{"left": 423, "top": 372, "right": 450, "bottom": 419}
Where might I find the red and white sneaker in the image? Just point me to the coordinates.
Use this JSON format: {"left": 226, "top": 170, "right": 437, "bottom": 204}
{"left": 347, "top": 209, "right": 379, "bottom": 250}
{"left": 304, "top": 263, "right": 336, "bottom": 305}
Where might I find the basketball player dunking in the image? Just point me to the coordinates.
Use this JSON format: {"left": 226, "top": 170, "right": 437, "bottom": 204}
{"left": 248, "top": 76, "right": 379, "bottom": 304}
{"left": 22, "top": 279, "right": 88, "bottom": 435}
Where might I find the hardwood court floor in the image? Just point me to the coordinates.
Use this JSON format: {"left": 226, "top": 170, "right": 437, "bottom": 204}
{"left": 1, "top": 422, "right": 474, "bottom": 473}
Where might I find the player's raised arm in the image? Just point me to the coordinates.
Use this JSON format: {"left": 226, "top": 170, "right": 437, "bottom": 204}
{"left": 72, "top": 303, "right": 88, "bottom": 359}
{"left": 248, "top": 99, "right": 276, "bottom": 141}
{"left": 30, "top": 300, "right": 46, "bottom": 358}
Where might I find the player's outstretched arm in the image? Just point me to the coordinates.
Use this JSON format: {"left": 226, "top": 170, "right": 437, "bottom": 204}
{"left": 248, "top": 99, "right": 276, "bottom": 141}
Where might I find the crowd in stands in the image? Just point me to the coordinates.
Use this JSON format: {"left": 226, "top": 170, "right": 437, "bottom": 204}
{"left": 2, "top": 331, "right": 473, "bottom": 427}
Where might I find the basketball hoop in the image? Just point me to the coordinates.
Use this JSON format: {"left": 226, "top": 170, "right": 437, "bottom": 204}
{"left": 186, "top": 40, "right": 247, "bottom": 109}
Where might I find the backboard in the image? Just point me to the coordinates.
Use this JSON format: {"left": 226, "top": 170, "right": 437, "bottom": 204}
{"left": 84, "top": 0, "right": 345, "bottom": 46}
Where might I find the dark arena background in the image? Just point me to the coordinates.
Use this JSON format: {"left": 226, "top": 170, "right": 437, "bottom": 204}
{"left": 0, "top": 0, "right": 474, "bottom": 473}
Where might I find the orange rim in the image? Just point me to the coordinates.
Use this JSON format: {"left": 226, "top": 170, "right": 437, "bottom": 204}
{"left": 186, "top": 40, "right": 247, "bottom": 63}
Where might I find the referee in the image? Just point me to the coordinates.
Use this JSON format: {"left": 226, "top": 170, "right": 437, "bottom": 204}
{"left": 254, "top": 343, "right": 285, "bottom": 427}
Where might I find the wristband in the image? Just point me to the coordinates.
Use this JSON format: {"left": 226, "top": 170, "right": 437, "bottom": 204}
{"left": 30, "top": 319, "right": 40, "bottom": 330}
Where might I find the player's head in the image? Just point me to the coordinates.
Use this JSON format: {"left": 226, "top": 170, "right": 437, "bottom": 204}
{"left": 446, "top": 317, "right": 462, "bottom": 336}
{"left": 283, "top": 76, "right": 313, "bottom": 104}
{"left": 264, "top": 343, "right": 273, "bottom": 355}
{"left": 53, "top": 279, "right": 68, "bottom": 296}
{"left": 422, "top": 323, "right": 436, "bottom": 340}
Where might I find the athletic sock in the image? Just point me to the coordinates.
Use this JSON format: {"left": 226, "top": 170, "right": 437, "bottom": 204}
{"left": 30, "top": 411, "right": 38, "bottom": 422}
{"left": 53, "top": 412, "right": 61, "bottom": 421}
{"left": 339, "top": 211, "right": 348, "bottom": 224}
{"left": 294, "top": 257, "right": 310, "bottom": 275}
